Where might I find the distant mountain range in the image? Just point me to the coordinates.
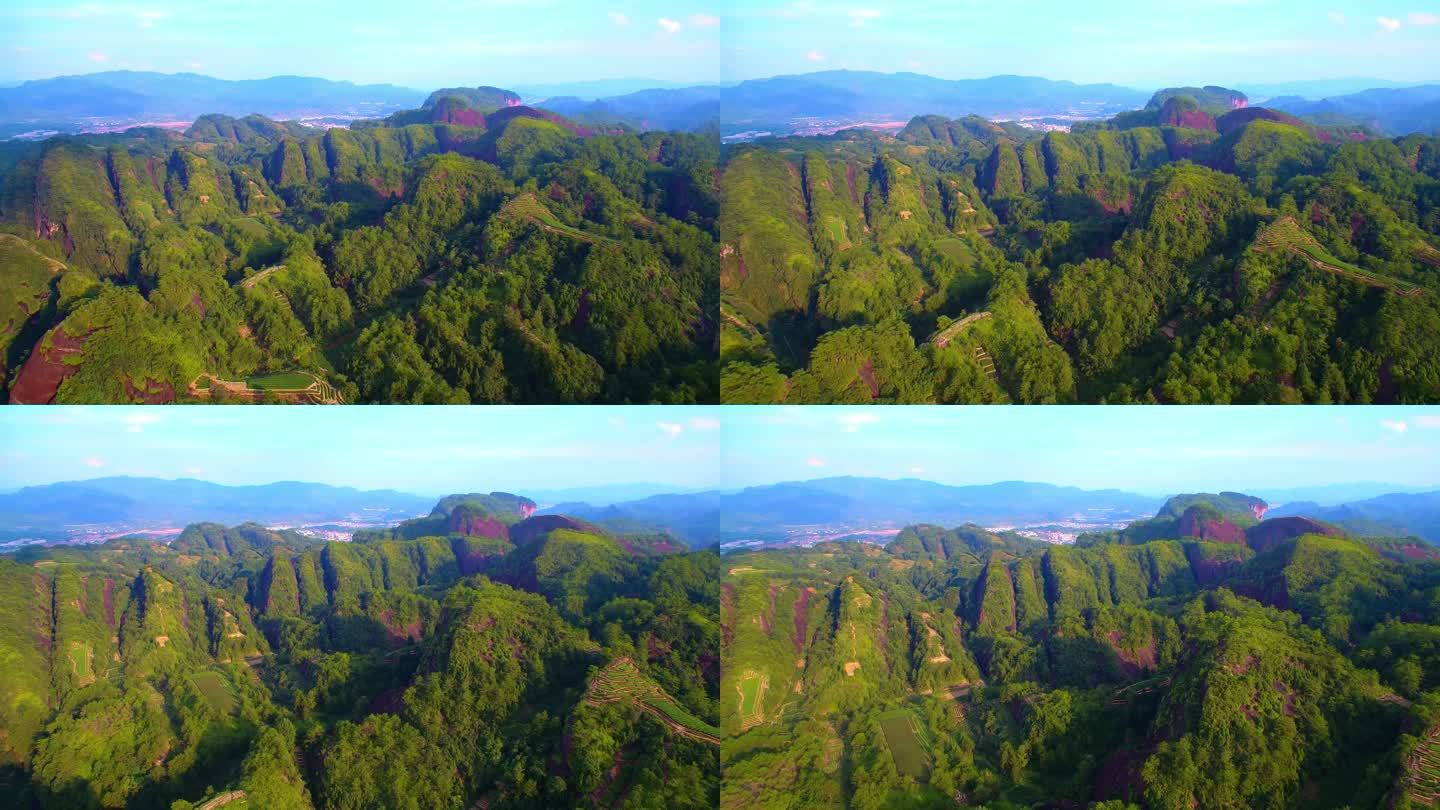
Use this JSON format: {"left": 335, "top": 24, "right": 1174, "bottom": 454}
{"left": 722, "top": 71, "right": 1148, "bottom": 129}
{"left": 1271, "top": 491, "right": 1440, "bottom": 542}
{"left": 719, "top": 477, "right": 1162, "bottom": 531}
{"left": 1236, "top": 78, "right": 1430, "bottom": 101}
{"left": 0, "top": 477, "right": 432, "bottom": 544}
{"left": 0, "top": 71, "right": 425, "bottom": 138}
{"left": 1268, "top": 84, "right": 1440, "bottom": 135}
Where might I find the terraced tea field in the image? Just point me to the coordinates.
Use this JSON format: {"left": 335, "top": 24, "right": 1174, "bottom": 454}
{"left": 1253, "top": 217, "right": 1422, "bottom": 296}
{"left": 586, "top": 657, "right": 720, "bottom": 744}
{"left": 189, "top": 371, "right": 343, "bottom": 404}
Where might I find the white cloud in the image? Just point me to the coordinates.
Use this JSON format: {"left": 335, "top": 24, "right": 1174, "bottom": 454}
{"left": 848, "top": 8, "right": 882, "bottom": 27}
{"left": 837, "top": 412, "right": 880, "bottom": 433}
{"left": 1411, "top": 12, "right": 1440, "bottom": 25}
{"left": 689, "top": 13, "right": 720, "bottom": 26}
{"left": 608, "top": 10, "right": 630, "bottom": 27}
{"left": 84, "top": 456, "right": 105, "bottom": 468}
{"left": 689, "top": 416, "right": 721, "bottom": 431}
{"left": 657, "top": 17, "right": 682, "bottom": 34}
{"left": 124, "top": 412, "right": 161, "bottom": 433}
{"left": 1380, "top": 419, "right": 1409, "bottom": 433}
{"left": 187, "top": 60, "right": 202, "bottom": 69}
{"left": 909, "top": 466, "right": 926, "bottom": 475}
{"left": 657, "top": 421, "right": 684, "bottom": 437}
{"left": 608, "top": 416, "right": 626, "bottom": 429}
{"left": 87, "top": 50, "right": 108, "bottom": 62}
{"left": 1416, "top": 414, "right": 1440, "bottom": 428}
{"left": 184, "top": 466, "right": 204, "bottom": 476}
{"left": 806, "top": 456, "right": 826, "bottom": 468}
{"left": 1327, "top": 10, "right": 1345, "bottom": 25}
{"left": 1377, "top": 16, "right": 1402, "bottom": 32}
{"left": 805, "top": 49, "right": 824, "bottom": 61}
{"left": 905, "top": 58, "right": 922, "bottom": 70}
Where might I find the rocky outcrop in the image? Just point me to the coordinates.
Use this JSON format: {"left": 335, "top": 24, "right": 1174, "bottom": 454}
{"left": 1159, "top": 97, "right": 1217, "bottom": 131}
{"left": 9, "top": 323, "right": 90, "bottom": 404}
{"left": 486, "top": 105, "right": 596, "bottom": 137}
{"left": 1178, "top": 506, "right": 1245, "bottom": 544}
{"left": 509, "top": 514, "right": 602, "bottom": 548}
{"left": 1244, "top": 517, "right": 1342, "bottom": 553}
{"left": 446, "top": 503, "right": 509, "bottom": 540}
{"left": 1215, "top": 107, "right": 1309, "bottom": 136}
{"left": 1184, "top": 542, "right": 1241, "bottom": 586}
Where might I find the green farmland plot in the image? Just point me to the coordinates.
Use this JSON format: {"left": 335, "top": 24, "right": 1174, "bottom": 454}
{"left": 878, "top": 708, "right": 930, "bottom": 780}
{"left": 191, "top": 670, "right": 238, "bottom": 715}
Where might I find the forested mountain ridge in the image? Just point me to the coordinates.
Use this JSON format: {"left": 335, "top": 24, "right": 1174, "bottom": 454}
{"left": 0, "top": 86, "right": 719, "bottom": 404}
{"left": 0, "top": 491, "right": 719, "bottom": 809}
{"left": 722, "top": 490, "right": 1440, "bottom": 809}
{"left": 719, "top": 84, "right": 1440, "bottom": 404}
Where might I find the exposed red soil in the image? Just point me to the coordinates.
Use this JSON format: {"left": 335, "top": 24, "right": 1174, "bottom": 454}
{"left": 760, "top": 584, "right": 777, "bottom": 635}
{"left": 1106, "top": 630, "right": 1158, "bottom": 677}
{"left": 486, "top": 105, "right": 595, "bottom": 137}
{"left": 102, "top": 578, "right": 116, "bottom": 627}
{"left": 1183, "top": 543, "right": 1242, "bottom": 587}
{"left": 857, "top": 359, "right": 879, "bottom": 398}
{"left": 10, "top": 324, "right": 92, "bottom": 404}
{"left": 1244, "top": 517, "right": 1341, "bottom": 553}
{"left": 1216, "top": 107, "right": 1306, "bottom": 135}
{"left": 792, "top": 586, "right": 812, "bottom": 654}
{"left": 508, "top": 515, "right": 600, "bottom": 548}
{"left": 1178, "top": 507, "right": 1245, "bottom": 544}
{"left": 447, "top": 510, "right": 509, "bottom": 541}
{"left": 1160, "top": 100, "right": 1217, "bottom": 131}
{"left": 449, "top": 537, "right": 504, "bottom": 576}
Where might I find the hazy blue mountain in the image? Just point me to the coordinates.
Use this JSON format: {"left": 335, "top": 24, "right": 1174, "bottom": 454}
{"left": 718, "top": 71, "right": 1149, "bottom": 135}
{"left": 1271, "top": 491, "right": 1440, "bottom": 542}
{"left": 1252, "top": 483, "right": 1435, "bottom": 507}
{"left": 716, "top": 477, "right": 1161, "bottom": 532}
{"left": 0, "top": 477, "right": 432, "bottom": 543}
{"left": 541, "top": 85, "right": 721, "bottom": 132}
{"left": 514, "top": 78, "right": 712, "bottom": 101}
{"left": 525, "top": 483, "right": 709, "bottom": 507}
{"left": 0, "top": 71, "right": 426, "bottom": 138}
{"left": 541, "top": 491, "right": 722, "bottom": 548}
{"left": 1268, "top": 84, "right": 1440, "bottom": 134}
{"left": 1238, "top": 78, "right": 1424, "bottom": 101}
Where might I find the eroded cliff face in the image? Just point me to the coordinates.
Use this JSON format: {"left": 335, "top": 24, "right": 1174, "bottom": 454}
{"left": 8, "top": 323, "right": 89, "bottom": 404}
{"left": 446, "top": 506, "right": 510, "bottom": 541}
{"left": 1245, "top": 517, "right": 1341, "bottom": 553}
{"left": 1178, "top": 506, "right": 1246, "bottom": 545}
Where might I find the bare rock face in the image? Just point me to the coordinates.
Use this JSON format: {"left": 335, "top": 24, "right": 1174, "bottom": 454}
{"left": 1178, "top": 506, "right": 1246, "bottom": 545}
{"left": 1244, "top": 516, "right": 1343, "bottom": 552}
{"left": 9, "top": 323, "right": 89, "bottom": 404}
{"left": 509, "top": 515, "right": 601, "bottom": 548}
{"left": 446, "top": 504, "right": 509, "bottom": 540}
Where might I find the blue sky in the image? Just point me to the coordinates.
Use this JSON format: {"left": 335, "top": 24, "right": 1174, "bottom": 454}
{"left": 0, "top": 406, "right": 723, "bottom": 495}
{"left": 724, "top": 0, "right": 1440, "bottom": 85}
{"left": 1, "top": 1, "right": 722, "bottom": 86}
{"left": 722, "top": 406, "right": 1440, "bottom": 494}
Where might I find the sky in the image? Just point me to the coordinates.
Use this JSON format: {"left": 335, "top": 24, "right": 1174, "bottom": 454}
{"left": 0, "top": 406, "right": 723, "bottom": 495}
{"left": 1, "top": 1, "right": 722, "bottom": 87}
{"left": 722, "top": 406, "right": 1440, "bottom": 495}
{"left": 724, "top": 0, "right": 1440, "bottom": 86}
